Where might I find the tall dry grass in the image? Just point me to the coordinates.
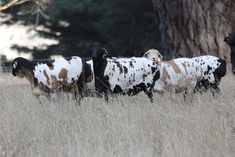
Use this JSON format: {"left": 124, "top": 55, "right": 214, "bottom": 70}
{"left": 0, "top": 73, "right": 235, "bottom": 157}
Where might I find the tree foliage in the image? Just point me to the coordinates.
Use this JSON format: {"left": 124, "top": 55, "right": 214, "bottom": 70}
{"left": 2, "top": 0, "right": 162, "bottom": 59}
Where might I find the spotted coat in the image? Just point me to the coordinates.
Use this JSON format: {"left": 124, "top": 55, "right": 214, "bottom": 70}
{"left": 89, "top": 47, "right": 160, "bottom": 102}
{"left": 143, "top": 49, "right": 203, "bottom": 101}
{"left": 143, "top": 49, "right": 226, "bottom": 95}
{"left": 12, "top": 57, "right": 94, "bottom": 101}
{"left": 153, "top": 58, "right": 203, "bottom": 93}
{"left": 192, "top": 55, "right": 226, "bottom": 93}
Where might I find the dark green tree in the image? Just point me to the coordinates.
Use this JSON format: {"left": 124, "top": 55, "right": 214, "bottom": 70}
{"left": 2, "top": 0, "right": 162, "bottom": 59}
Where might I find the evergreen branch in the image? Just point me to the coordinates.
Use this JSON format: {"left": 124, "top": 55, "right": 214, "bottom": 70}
{"left": 0, "top": 0, "right": 31, "bottom": 11}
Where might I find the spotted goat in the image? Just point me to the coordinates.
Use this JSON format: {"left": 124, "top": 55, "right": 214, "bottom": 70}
{"left": 143, "top": 49, "right": 204, "bottom": 101}
{"left": 143, "top": 49, "right": 226, "bottom": 97}
{"left": 192, "top": 55, "right": 226, "bottom": 95}
{"left": 89, "top": 47, "right": 160, "bottom": 102}
{"left": 12, "top": 57, "right": 94, "bottom": 102}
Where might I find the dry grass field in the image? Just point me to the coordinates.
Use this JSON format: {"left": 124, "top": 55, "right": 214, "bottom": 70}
{"left": 0, "top": 73, "right": 235, "bottom": 157}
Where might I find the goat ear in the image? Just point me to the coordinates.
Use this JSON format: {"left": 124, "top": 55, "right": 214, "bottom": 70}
{"left": 102, "top": 48, "right": 108, "bottom": 54}
{"left": 102, "top": 48, "right": 108, "bottom": 53}
{"left": 102, "top": 48, "right": 109, "bottom": 59}
{"left": 103, "top": 53, "right": 107, "bottom": 59}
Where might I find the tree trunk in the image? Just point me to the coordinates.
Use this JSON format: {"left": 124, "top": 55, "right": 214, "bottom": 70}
{"left": 152, "top": 0, "right": 235, "bottom": 64}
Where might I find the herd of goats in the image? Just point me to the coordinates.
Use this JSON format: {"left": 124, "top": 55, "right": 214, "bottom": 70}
{"left": 10, "top": 32, "right": 235, "bottom": 104}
